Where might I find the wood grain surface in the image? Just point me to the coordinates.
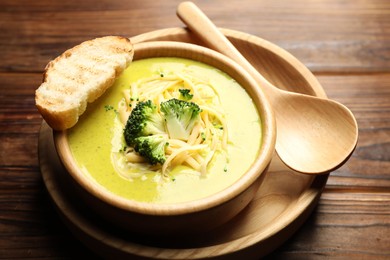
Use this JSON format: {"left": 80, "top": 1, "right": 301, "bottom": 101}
{"left": 0, "top": 0, "right": 389, "bottom": 259}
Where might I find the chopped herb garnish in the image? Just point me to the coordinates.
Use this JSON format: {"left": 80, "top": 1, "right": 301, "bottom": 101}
{"left": 119, "top": 145, "right": 127, "bottom": 153}
{"left": 104, "top": 105, "right": 114, "bottom": 111}
{"left": 104, "top": 105, "right": 118, "bottom": 115}
{"left": 179, "top": 89, "right": 194, "bottom": 100}
{"left": 213, "top": 122, "right": 224, "bottom": 130}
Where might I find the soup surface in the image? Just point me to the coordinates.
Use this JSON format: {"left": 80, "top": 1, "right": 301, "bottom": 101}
{"left": 68, "top": 57, "right": 261, "bottom": 204}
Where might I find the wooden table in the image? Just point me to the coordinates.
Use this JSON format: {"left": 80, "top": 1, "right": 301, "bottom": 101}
{"left": 1, "top": 0, "right": 389, "bottom": 258}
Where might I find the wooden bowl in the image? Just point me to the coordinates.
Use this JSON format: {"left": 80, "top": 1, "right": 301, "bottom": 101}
{"left": 53, "top": 41, "right": 276, "bottom": 237}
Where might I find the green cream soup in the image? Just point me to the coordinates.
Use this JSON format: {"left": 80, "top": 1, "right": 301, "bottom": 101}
{"left": 68, "top": 57, "right": 261, "bottom": 204}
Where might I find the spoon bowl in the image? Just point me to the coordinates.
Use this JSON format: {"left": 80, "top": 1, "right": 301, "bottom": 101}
{"left": 177, "top": 1, "right": 358, "bottom": 174}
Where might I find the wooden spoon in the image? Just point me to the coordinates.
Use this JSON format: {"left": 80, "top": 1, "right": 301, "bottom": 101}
{"left": 177, "top": 1, "right": 358, "bottom": 174}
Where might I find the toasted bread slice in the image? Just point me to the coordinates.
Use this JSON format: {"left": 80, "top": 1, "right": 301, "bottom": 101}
{"left": 35, "top": 36, "right": 134, "bottom": 130}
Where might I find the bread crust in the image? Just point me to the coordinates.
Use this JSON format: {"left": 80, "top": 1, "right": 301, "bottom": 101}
{"left": 35, "top": 36, "right": 134, "bottom": 130}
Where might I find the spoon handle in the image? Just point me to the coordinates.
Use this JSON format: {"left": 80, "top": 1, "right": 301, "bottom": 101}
{"left": 177, "top": 1, "right": 276, "bottom": 99}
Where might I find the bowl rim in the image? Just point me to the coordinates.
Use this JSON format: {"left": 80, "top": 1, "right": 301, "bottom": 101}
{"left": 54, "top": 41, "right": 276, "bottom": 216}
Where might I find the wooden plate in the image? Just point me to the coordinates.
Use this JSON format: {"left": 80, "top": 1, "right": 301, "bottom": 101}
{"left": 38, "top": 27, "right": 329, "bottom": 259}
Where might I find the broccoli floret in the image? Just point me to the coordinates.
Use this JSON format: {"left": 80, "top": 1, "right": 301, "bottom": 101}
{"left": 124, "top": 100, "right": 165, "bottom": 146}
{"left": 179, "top": 89, "right": 193, "bottom": 100}
{"left": 124, "top": 98, "right": 201, "bottom": 164}
{"left": 160, "top": 98, "right": 201, "bottom": 141}
{"left": 134, "top": 134, "right": 168, "bottom": 165}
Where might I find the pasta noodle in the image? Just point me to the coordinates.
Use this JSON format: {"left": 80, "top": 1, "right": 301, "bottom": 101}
{"left": 118, "top": 69, "right": 228, "bottom": 178}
